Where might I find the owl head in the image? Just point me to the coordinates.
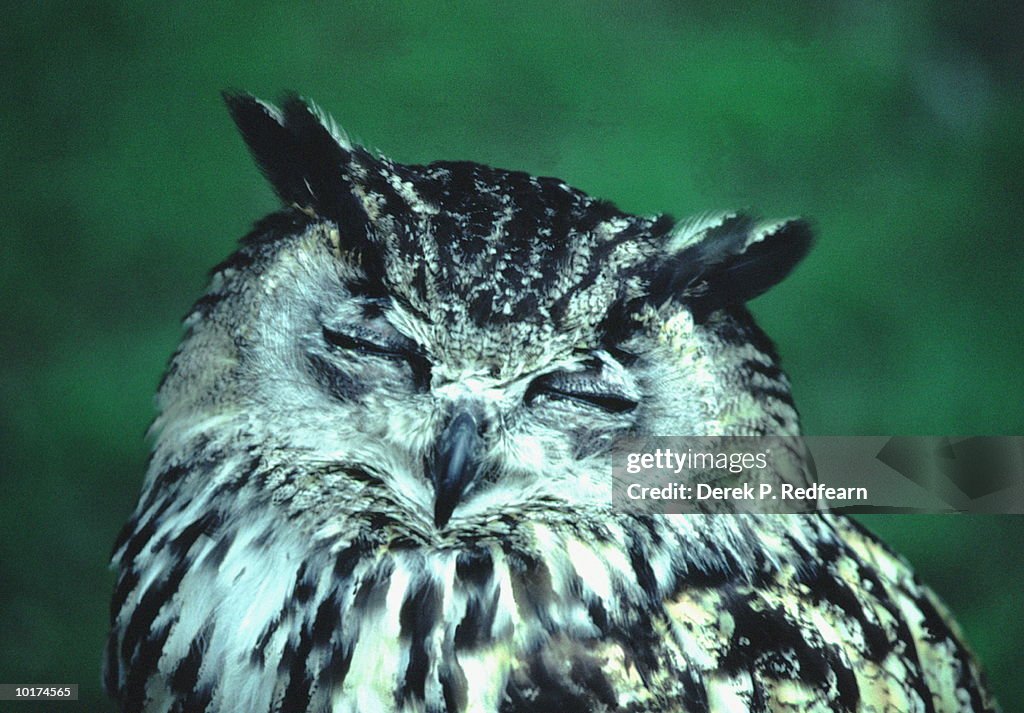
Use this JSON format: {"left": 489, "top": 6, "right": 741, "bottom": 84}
{"left": 154, "top": 94, "right": 811, "bottom": 541}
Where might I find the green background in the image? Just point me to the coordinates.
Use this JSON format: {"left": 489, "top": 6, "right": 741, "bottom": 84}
{"left": 2, "top": 2, "right": 1021, "bottom": 710}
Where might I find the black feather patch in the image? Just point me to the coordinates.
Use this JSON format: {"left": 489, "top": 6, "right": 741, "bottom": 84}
{"left": 649, "top": 217, "right": 813, "bottom": 318}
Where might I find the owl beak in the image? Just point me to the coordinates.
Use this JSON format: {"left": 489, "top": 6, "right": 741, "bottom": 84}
{"left": 431, "top": 409, "right": 483, "bottom": 528}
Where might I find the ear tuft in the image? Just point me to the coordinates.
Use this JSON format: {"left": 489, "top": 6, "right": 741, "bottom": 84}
{"left": 222, "top": 92, "right": 369, "bottom": 239}
{"left": 649, "top": 215, "right": 813, "bottom": 317}
{"left": 223, "top": 91, "right": 303, "bottom": 204}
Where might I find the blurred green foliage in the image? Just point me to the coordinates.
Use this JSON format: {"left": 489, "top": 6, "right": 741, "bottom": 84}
{"left": 1, "top": 2, "right": 1021, "bottom": 710}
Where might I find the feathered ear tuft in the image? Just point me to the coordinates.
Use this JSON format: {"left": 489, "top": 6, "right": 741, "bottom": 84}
{"left": 648, "top": 214, "right": 813, "bottom": 317}
{"left": 223, "top": 92, "right": 302, "bottom": 203}
{"left": 222, "top": 92, "right": 369, "bottom": 239}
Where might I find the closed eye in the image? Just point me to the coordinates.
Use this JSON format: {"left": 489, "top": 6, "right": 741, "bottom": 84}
{"left": 323, "top": 326, "right": 407, "bottom": 359}
{"left": 524, "top": 372, "right": 638, "bottom": 414}
{"left": 322, "top": 326, "right": 432, "bottom": 388}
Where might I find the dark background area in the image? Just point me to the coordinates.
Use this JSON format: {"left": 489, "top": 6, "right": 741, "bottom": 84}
{"left": 1, "top": 2, "right": 1021, "bottom": 710}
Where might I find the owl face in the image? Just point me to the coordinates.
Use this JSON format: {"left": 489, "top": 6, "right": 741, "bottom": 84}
{"left": 153, "top": 95, "right": 811, "bottom": 545}
{"left": 227, "top": 226, "right": 648, "bottom": 539}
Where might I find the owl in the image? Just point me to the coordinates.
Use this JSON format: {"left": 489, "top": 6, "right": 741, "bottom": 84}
{"left": 105, "top": 94, "right": 998, "bottom": 713}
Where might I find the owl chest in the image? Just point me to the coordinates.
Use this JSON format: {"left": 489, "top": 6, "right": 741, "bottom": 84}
{"left": 240, "top": 538, "right": 659, "bottom": 712}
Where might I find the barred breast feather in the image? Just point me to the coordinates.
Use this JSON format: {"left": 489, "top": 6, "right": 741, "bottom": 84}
{"left": 107, "top": 447, "right": 996, "bottom": 712}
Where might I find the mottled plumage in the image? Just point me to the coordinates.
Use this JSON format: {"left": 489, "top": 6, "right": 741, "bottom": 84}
{"left": 106, "top": 94, "right": 998, "bottom": 712}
